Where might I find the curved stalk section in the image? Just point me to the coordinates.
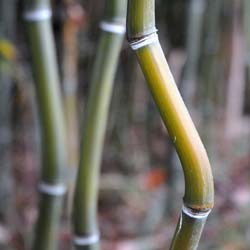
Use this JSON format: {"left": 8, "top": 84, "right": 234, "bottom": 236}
{"left": 73, "top": 1, "right": 127, "bottom": 249}
{"left": 127, "top": 1, "right": 214, "bottom": 249}
{"left": 24, "top": 1, "right": 67, "bottom": 249}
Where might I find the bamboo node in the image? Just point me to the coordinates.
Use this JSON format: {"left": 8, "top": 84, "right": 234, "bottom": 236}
{"left": 24, "top": 9, "right": 52, "bottom": 22}
{"left": 74, "top": 234, "right": 100, "bottom": 246}
{"left": 182, "top": 205, "right": 211, "bottom": 219}
{"left": 38, "top": 182, "right": 67, "bottom": 196}
{"left": 100, "top": 21, "right": 125, "bottom": 34}
{"left": 130, "top": 33, "right": 158, "bottom": 50}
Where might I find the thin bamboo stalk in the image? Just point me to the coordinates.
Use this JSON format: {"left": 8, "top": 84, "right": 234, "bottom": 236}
{"left": 180, "top": 0, "right": 205, "bottom": 106}
{"left": 62, "top": 0, "right": 82, "bottom": 215}
{"left": 243, "top": 0, "right": 250, "bottom": 113}
{"left": 24, "top": 1, "right": 67, "bottom": 249}
{"left": 244, "top": 0, "right": 250, "bottom": 69}
{"left": 127, "top": 1, "right": 214, "bottom": 249}
{"left": 72, "top": 1, "right": 127, "bottom": 249}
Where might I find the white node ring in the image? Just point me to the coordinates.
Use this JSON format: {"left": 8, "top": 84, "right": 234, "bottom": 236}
{"left": 74, "top": 234, "right": 100, "bottom": 246}
{"left": 38, "top": 182, "right": 67, "bottom": 196}
{"left": 100, "top": 21, "right": 125, "bottom": 34}
{"left": 24, "top": 9, "right": 52, "bottom": 22}
{"left": 130, "top": 33, "right": 159, "bottom": 50}
{"left": 182, "top": 205, "right": 211, "bottom": 220}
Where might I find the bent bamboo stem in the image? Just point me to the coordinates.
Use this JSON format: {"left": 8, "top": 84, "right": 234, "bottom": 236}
{"left": 127, "top": 1, "right": 214, "bottom": 249}
{"left": 73, "top": 1, "right": 127, "bottom": 249}
{"left": 24, "top": 1, "right": 67, "bottom": 249}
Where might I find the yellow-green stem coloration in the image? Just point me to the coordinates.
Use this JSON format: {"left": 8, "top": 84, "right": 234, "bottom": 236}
{"left": 73, "top": 1, "right": 127, "bottom": 249}
{"left": 127, "top": 1, "right": 214, "bottom": 249}
{"left": 24, "top": 1, "right": 67, "bottom": 249}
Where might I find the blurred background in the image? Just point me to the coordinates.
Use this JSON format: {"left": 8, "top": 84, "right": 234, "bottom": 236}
{"left": 0, "top": 0, "right": 250, "bottom": 249}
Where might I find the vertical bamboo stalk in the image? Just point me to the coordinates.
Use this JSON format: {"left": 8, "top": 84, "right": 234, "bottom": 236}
{"left": 62, "top": 0, "right": 83, "bottom": 214}
{"left": 24, "top": 1, "right": 67, "bottom": 249}
{"left": 73, "top": 1, "right": 127, "bottom": 250}
{"left": 244, "top": 0, "right": 250, "bottom": 69}
{"left": 180, "top": 0, "right": 205, "bottom": 106}
{"left": 127, "top": 1, "right": 214, "bottom": 249}
{"left": 243, "top": 0, "right": 250, "bottom": 113}
{"left": 244, "top": 0, "right": 250, "bottom": 56}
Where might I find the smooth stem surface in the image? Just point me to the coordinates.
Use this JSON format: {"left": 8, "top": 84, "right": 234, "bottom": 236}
{"left": 25, "top": 1, "right": 67, "bottom": 249}
{"left": 73, "top": 0, "right": 127, "bottom": 249}
{"left": 170, "top": 210, "right": 207, "bottom": 250}
{"left": 135, "top": 43, "right": 214, "bottom": 209}
{"left": 127, "top": 0, "right": 214, "bottom": 249}
{"left": 127, "top": 0, "right": 156, "bottom": 38}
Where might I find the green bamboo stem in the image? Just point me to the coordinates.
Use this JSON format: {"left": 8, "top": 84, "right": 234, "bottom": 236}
{"left": 72, "top": 1, "right": 127, "bottom": 249}
{"left": 24, "top": 1, "right": 67, "bottom": 249}
{"left": 127, "top": 1, "right": 214, "bottom": 249}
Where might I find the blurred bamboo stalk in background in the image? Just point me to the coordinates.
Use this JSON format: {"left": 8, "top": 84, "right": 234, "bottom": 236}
{"left": 180, "top": 0, "right": 205, "bottom": 108}
{"left": 199, "top": 0, "right": 223, "bottom": 121}
{"left": 24, "top": 0, "right": 67, "bottom": 249}
{"left": 243, "top": 0, "right": 250, "bottom": 58}
{"left": 73, "top": 1, "right": 127, "bottom": 249}
{"left": 127, "top": 0, "right": 214, "bottom": 249}
{"left": 0, "top": 0, "right": 16, "bottom": 223}
{"left": 243, "top": 0, "right": 250, "bottom": 114}
{"left": 62, "top": 0, "right": 84, "bottom": 214}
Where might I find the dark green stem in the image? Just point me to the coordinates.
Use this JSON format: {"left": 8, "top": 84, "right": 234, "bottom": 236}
{"left": 73, "top": 1, "right": 127, "bottom": 249}
{"left": 24, "top": 1, "right": 67, "bottom": 249}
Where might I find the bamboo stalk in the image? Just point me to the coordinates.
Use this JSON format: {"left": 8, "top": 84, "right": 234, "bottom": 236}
{"left": 180, "top": 0, "right": 205, "bottom": 106}
{"left": 243, "top": 0, "right": 250, "bottom": 113}
{"left": 127, "top": 1, "right": 214, "bottom": 249}
{"left": 72, "top": 1, "right": 127, "bottom": 249}
{"left": 62, "top": 0, "right": 83, "bottom": 215}
{"left": 244, "top": 0, "right": 250, "bottom": 67}
{"left": 24, "top": 1, "right": 67, "bottom": 249}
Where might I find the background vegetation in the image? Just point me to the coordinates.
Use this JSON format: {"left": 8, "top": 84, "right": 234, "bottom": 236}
{"left": 0, "top": 0, "right": 249, "bottom": 249}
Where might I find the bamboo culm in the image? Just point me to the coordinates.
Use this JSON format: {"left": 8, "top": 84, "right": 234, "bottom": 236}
{"left": 24, "top": 0, "right": 67, "bottom": 249}
{"left": 62, "top": 0, "right": 81, "bottom": 215}
{"left": 127, "top": 1, "right": 214, "bottom": 249}
{"left": 180, "top": 0, "right": 205, "bottom": 106}
{"left": 73, "top": 1, "right": 127, "bottom": 249}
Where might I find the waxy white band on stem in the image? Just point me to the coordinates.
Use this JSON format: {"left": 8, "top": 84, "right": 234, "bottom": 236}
{"left": 38, "top": 182, "right": 67, "bottom": 196}
{"left": 182, "top": 205, "right": 211, "bottom": 219}
{"left": 24, "top": 9, "right": 52, "bottom": 22}
{"left": 130, "top": 33, "right": 159, "bottom": 50}
{"left": 74, "top": 234, "right": 100, "bottom": 246}
{"left": 100, "top": 21, "right": 125, "bottom": 34}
